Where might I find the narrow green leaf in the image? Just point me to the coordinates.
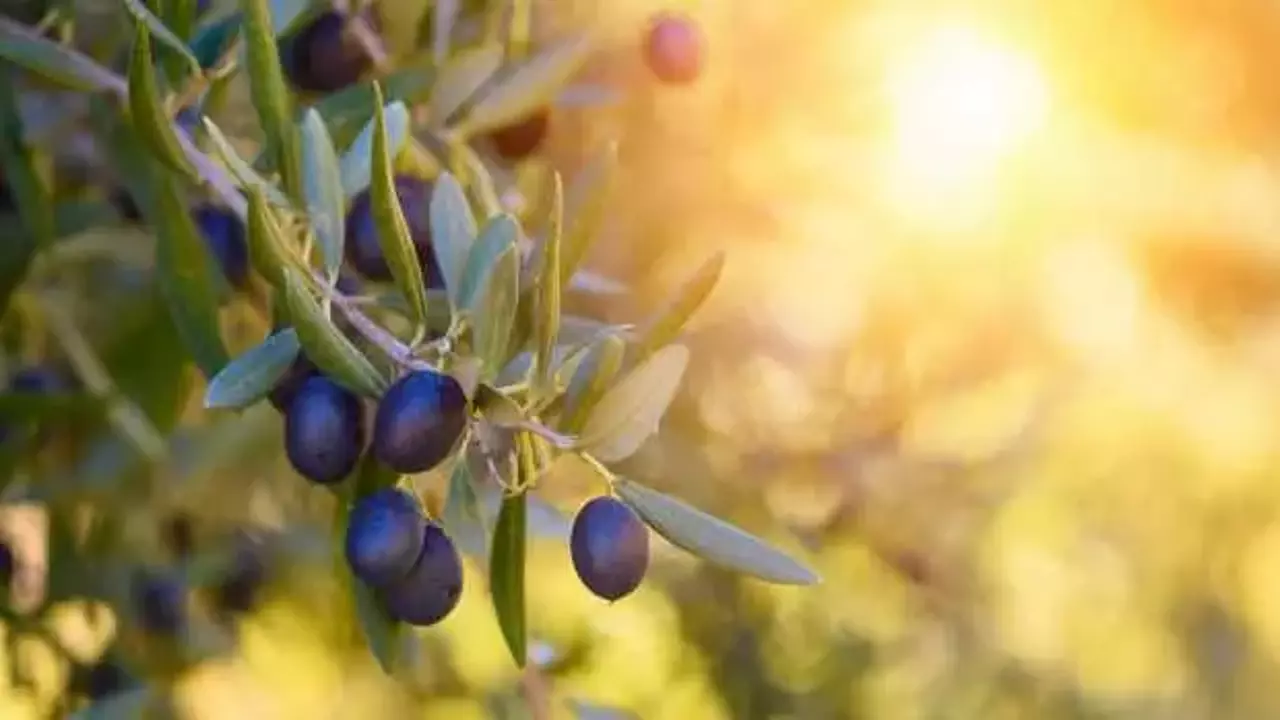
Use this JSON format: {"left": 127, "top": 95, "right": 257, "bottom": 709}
{"left": 241, "top": 0, "right": 302, "bottom": 203}
{"left": 353, "top": 581, "right": 401, "bottom": 673}
{"left": 0, "top": 18, "right": 123, "bottom": 93}
{"left": 189, "top": 11, "right": 243, "bottom": 70}
{"left": 490, "top": 489, "right": 527, "bottom": 667}
{"left": 280, "top": 268, "right": 387, "bottom": 397}
{"left": 442, "top": 459, "right": 488, "bottom": 560}
{"left": 457, "top": 213, "right": 517, "bottom": 312}
{"left": 0, "top": 71, "right": 50, "bottom": 316}
{"left": 122, "top": 0, "right": 203, "bottom": 76}
{"left": 429, "top": 42, "right": 504, "bottom": 127}
{"left": 429, "top": 171, "right": 477, "bottom": 306}
{"left": 152, "top": 162, "right": 230, "bottom": 378}
{"left": 369, "top": 87, "right": 430, "bottom": 330}
{"left": 127, "top": 25, "right": 197, "bottom": 179}
{"left": 559, "top": 334, "right": 625, "bottom": 434}
{"left": 634, "top": 252, "right": 725, "bottom": 358}
{"left": 203, "top": 328, "right": 300, "bottom": 409}
{"left": 560, "top": 141, "right": 616, "bottom": 288}
{"left": 533, "top": 171, "right": 563, "bottom": 392}
{"left": 339, "top": 100, "right": 410, "bottom": 198}
{"left": 299, "top": 109, "right": 346, "bottom": 279}
{"left": 431, "top": 0, "right": 459, "bottom": 64}
{"left": 450, "top": 139, "right": 502, "bottom": 219}
{"left": 615, "top": 479, "right": 820, "bottom": 586}
{"left": 458, "top": 33, "right": 593, "bottom": 137}
{"left": 579, "top": 344, "right": 688, "bottom": 462}
{"left": 245, "top": 188, "right": 297, "bottom": 287}
{"left": 203, "top": 117, "right": 293, "bottom": 209}
{"left": 474, "top": 247, "right": 520, "bottom": 381}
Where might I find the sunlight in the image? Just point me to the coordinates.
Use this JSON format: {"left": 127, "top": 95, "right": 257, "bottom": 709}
{"left": 882, "top": 25, "right": 1050, "bottom": 226}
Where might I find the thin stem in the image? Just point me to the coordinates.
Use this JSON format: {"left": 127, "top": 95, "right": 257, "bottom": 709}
{"left": 519, "top": 662, "right": 552, "bottom": 720}
{"left": 40, "top": 296, "right": 167, "bottom": 463}
{"left": 578, "top": 452, "right": 615, "bottom": 490}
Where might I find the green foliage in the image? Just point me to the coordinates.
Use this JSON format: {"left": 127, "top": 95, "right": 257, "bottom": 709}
{"left": 0, "top": 2, "right": 810, "bottom": 717}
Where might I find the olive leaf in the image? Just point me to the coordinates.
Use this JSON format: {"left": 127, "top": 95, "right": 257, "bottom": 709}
{"left": 189, "top": 11, "right": 243, "bottom": 70}
{"left": 0, "top": 17, "right": 123, "bottom": 93}
{"left": 457, "top": 213, "right": 518, "bottom": 312}
{"left": 432, "top": 0, "right": 459, "bottom": 64}
{"left": 202, "top": 117, "right": 293, "bottom": 210}
{"left": 633, "top": 251, "right": 725, "bottom": 358}
{"left": 67, "top": 686, "right": 157, "bottom": 720}
{"left": 442, "top": 459, "right": 488, "bottom": 560}
{"left": 313, "top": 54, "right": 438, "bottom": 148}
{"left": 473, "top": 247, "right": 520, "bottom": 381}
{"left": 429, "top": 42, "right": 504, "bottom": 128}
{"left": 559, "top": 333, "right": 624, "bottom": 434}
{"left": 615, "top": 479, "right": 821, "bottom": 586}
{"left": 429, "top": 171, "right": 477, "bottom": 307}
{"left": 458, "top": 33, "right": 594, "bottom": 137}
{"left": 299, "top": 109, "right": 345, "bottom": 278}
{"left": 152, "top": 161, "right": 229, "bottom": 379}
{"left": 122, "top": 0, "right": 203, "bottom": 77}
{"left": 578, "top": 344, "right": 688, "bottom": 462}
{"left": 532, "top": 171, "right": 563, "bottom": 393}
{"left": 245, "top": 188, "right": 297, "bottom": 287}
{"left": 559, "top": 141, "right": 617, "bottom": 288}
{"left": 203, "top": 329, "right": 300, "bottom": 409}
{"left": 339, "top": 99, "right": 410, "bottom": 198}
{"left": 0, "top": 72, "right": 51, "bottom": 317}
{"left": 241, "top": 0, "right": 302, "bottom": 203}
{"left": 280, "top": 268, "right": 387, "bottom": 397}
{"left": 368, "top": 86, "right": 430, "bottom": 331}
{"left": 127, "top": 25, "right": 197, "bottom": 179}
{"left": 490, "top": 488, "right": 528, "bottom": 667}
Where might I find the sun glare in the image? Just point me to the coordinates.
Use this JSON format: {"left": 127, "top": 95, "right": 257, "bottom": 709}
{"left": 882, "top": 25, "right": 1050, "bottom": 226}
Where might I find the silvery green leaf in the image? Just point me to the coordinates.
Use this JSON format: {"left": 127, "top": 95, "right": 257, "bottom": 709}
{"left": 367, "top": 86, "right": 430, "bottom": 330}
{"left": 202, "top": 117, "right": 293, "bottom": 210}
{"left": 457, "top": 213, "right": 518, "bottom": 312}
{"left": 127, "top": 25, "right": 196, "bottom": 179}
{"left": 299, "top": 109, "right": 345, "bottom": 278}
{"left": 203, "top": 329, "right": 300, "bottom": 409}
{"left": 0, "top": 17, "right": 123, "bottom": 93}
{"left": 560, "top": 141, "right": 616, "bottom": 288}
{"left": 189, "top": 11, "right": 242, "bottom": 70}
{"left": 122, "top": 0, "right": 202, "bottom": 76}
{"left": 442, "top": 459, "right": 488, "bottom": 559}
{"left": 429, "top": 171, "right": 477, "bottom": 306}
{"left": 432, "top": 0, "right": 459, "bottom": 64}
{"left": 474, "top": 247, "right": 520, "bottom": 381}
{"left": 429, "top": 42, "right": 503, "bottom": 127}
{"left": 579, "top": 344, "right": 688, "bottom": 462}
{"left": 339, "top": 100, "right": 410, "bottom": 198}
{"left": 280, "top": 269, "right": 387, "bottom": 397}
{"left": 615, "top": 479, "right": 820, "bottom": 586}
{"left": 559, "top": 333, "right": 624, "bottom": 434}
{"left": 531, "top": 171, "right": 563, "bottom": 394}
{"left": 459, "top": 33, "right": 593, "bottom": 137}
{"left": 633, "top": 251, "right": 724, "bottom": 358}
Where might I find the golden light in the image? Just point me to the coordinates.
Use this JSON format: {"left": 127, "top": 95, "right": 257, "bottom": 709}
{"left": 881, "top": 25, "right": 1051, "bottom": 226}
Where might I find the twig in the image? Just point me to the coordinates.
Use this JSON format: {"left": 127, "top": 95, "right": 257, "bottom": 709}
{"left": 519, "top": 662, "right": 552, "bottom": 720}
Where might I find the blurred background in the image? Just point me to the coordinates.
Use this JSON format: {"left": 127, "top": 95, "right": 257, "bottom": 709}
{"left": 7, "top": 0, "right": 1280, "bottom": 718}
